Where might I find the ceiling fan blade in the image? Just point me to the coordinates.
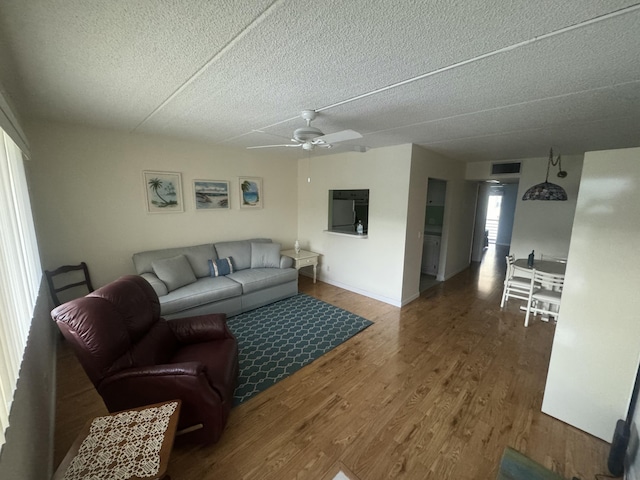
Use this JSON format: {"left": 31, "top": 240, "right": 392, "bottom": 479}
{"left": 247, "top": 144, "right": 301, "bottom": 149}
{"left": 314, "top": 129, "right": 362, "bottom": 145}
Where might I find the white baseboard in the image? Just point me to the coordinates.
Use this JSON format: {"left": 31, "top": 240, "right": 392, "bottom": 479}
{"left": 443, "top": 263, "right": 471, "bottom": 281}
{"left": 301, "top": 271, "right": 402, "bottom": 307}
{"left": 401, "top": 291, "right": 420, "bottom": 306}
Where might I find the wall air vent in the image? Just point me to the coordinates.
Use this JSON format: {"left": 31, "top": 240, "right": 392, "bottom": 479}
{"left": 491, "top": 162, "right": 521, "bottom": 175}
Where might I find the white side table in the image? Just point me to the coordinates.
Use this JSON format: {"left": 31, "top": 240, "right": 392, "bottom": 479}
{"left": 281, "top": 249, "right": 320, "bottom": 283}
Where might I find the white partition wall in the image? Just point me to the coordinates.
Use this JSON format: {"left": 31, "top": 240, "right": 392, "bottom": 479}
{"left": 542, "top": 147, "right": 640, "bottom": 441}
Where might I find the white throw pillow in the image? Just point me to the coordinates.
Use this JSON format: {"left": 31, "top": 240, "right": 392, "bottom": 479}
{"left": 152, "top": 254, "right": 197, "bottom": 292}
{"left": 250, "top": 242, "right": 281, "bottom": 268}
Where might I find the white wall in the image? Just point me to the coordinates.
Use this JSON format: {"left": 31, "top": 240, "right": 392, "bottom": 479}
{"left": 296, "top": 144, "right": 413, "bottom": 306}
{"left": 495, "top": 183, "right": 518, "bottom": 246}
{"left": 404, "top": 145, "right": 476, "bottom": 300}
{"left": 509, "top": 154, "right": 583, "bottom": 260}
{"left": 542, "top": 147, "right": 640, "bottom": 441}
{"left": 471, "top": 183, "right": 490, "bottom": 262}
{"left": 295, "top": 143, "right": 476, "bottom": 307}
{"left": 26, "top": 121, "right": 298, "bottom": 287}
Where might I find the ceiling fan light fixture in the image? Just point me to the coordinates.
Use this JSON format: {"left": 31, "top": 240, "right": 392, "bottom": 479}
{"left": 293, "top": 126, "right": 324, "bottom": 142}
{"left": 522, "top": 148, "right": 568, "bottom": 201}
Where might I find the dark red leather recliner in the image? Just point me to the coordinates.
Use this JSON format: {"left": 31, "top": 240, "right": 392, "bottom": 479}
{"left": 51, "top": 274, "right": 239, "bottom": 444}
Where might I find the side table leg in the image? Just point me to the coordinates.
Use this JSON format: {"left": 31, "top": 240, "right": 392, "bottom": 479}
{"left": 313, "top": 264, "right": 317, "bottom": 283}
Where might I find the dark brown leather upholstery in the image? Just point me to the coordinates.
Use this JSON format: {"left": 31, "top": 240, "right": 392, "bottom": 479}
{"left": 51, "top": 274, "right": 239, "bottom": 444}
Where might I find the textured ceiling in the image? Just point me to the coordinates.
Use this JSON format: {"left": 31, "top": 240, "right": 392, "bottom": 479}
{"left": 0, "top": 0, "right": 638, "bottom": 161}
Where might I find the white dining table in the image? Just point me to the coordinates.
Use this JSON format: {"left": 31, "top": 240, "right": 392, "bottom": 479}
{"left": 514, "top": 258, "right": 566, "bottom": 276}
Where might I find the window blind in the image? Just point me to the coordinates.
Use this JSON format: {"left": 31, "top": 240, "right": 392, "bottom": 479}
{"left": 0, "top": 129, "right": 41, "bottom": 448}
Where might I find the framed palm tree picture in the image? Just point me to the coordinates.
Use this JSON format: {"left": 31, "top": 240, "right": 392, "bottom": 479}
{"left": 239, "top": 177, "right": 263, "bottom": 209}
{"left": 143, "top": 171, "right": 184, "bottom": 213}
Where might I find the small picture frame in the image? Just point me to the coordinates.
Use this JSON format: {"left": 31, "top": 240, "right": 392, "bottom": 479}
{"left": 239, "top": 177, "right": 263, "bottom": 209}
{"left": 143, "top": 171, "right": 184, "bottom": 213}
{"left": 193, "top": 180, "right": 230, "bottom": 210}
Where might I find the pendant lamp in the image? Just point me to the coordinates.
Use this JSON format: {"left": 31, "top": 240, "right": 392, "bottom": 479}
{"left": 522, "top": 148, "right": 568, "bottom": 201}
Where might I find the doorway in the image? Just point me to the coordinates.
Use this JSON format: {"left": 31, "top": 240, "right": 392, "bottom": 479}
{"left": 485, "top": 192, "right": 503, "bottom": 245}
{"left": 420, "top": 178, "right": 446, "bottom": 292}
{"left": 471, "top": 182, "right": 519, "bottom": 263}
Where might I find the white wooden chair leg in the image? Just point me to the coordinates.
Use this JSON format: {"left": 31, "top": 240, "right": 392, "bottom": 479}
{"left": 524, "top": 300, "right": 532, "bottom": 327}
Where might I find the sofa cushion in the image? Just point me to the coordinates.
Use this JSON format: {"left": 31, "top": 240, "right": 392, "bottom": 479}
{"left": 133, "top": 244, "right": 216, "bottom": 278}
{"left": 226, "top": 268, "right": 298, "bottom": 294}
{"left": 251, "top": 242, "right": 281, "bottom": 268}
{"left": 152, "top": 255, "right": 197, "bottom": 292}
{"left": 209, "top": 257, "right": 234, "bottom": 277}
{"left": 159, "top": 277, "right": 243, "bottom": 316}
{"left": 214, "top": 239, "right": 271, "bottom": 271}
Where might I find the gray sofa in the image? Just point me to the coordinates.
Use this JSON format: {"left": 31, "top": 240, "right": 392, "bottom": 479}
{"left": 132, "top": 239, "right": 298, "bottom": 319}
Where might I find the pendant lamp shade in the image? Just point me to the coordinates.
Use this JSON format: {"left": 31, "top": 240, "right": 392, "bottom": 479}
{"left": 521, "top": 181, "right": 567, "bottom": 201}
{"left": 522, "top": 148, "right": 568, "bottom": 201}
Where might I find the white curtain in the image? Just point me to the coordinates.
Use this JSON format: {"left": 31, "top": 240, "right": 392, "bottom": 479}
{"left": 0, "top": 129, "right": 41, "bottom": 448}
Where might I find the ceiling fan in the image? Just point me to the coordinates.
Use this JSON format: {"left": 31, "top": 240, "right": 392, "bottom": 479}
{"left": 248, "top": 110, "right": 362, "bottom": 151}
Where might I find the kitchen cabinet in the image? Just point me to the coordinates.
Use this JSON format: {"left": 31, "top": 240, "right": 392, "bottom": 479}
{"left": 421, "top": 235, "right": 440, "bottom": 275}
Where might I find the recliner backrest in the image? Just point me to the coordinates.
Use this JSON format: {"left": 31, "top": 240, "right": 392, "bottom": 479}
{"left": 52, "top": 275, "right": 176, "bottom": 386}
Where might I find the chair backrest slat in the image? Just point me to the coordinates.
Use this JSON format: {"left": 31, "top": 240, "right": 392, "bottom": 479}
{"left": 533, "top": 270, "right": 565, "bottom": 290}
{"left": 45, "top": 262, "right": 94, "bottom": 307}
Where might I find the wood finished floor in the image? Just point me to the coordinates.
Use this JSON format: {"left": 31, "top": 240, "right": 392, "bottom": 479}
{"left": 54, "top": 246, "right": 611, "bottom": 479}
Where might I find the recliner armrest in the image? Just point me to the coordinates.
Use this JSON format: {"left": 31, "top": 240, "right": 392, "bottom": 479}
{"left": 102, "top": 361, "right": 205, "bottom": 380}
{"left": 97, "top": 361, "right": 228, "bottom": 443}
{"left": 167, "top": 314, "right": 234, "bottom": 343}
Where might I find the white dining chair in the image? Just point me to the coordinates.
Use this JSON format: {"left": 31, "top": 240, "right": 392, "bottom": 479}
{"left": 524, "top": 270, "right": 564, "bottom": 327}
{"left": 500, "top": 255, "right": 531, "bottom": 308}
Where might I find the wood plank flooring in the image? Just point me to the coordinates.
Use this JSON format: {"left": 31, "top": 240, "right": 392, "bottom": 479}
{"left": 54, "top": 246, "right": 611, "bottom": 479}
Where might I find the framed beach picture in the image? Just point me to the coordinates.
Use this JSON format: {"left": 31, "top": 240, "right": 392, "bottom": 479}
{"left": 239, "top": 177, "right": 263, "bottom": 209}
{"left": 143, "top": 171, "right": 184, "bottom": 213}
{"left": 193, "top": 180, "right": 230, "bottom": 210}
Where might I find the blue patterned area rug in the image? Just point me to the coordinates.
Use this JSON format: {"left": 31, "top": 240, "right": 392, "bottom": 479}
{"left": 227, "top": 294, "right": 373, "bottom": 405}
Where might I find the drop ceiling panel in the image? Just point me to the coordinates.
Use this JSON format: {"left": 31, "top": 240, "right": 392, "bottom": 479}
{"left": 299, "top": 10, "right": 640, "bottom": 134}
{"left": 0, "top": 0, "right": 638, "bottom": 161}
{"left": 247, "top": 11, "right": 639, "bottom": 157}
{"left": 136, "top": 0, "right": 640, "bottom": 140}
{"left": 0, "top": 0, "right": 275, "bottom": 127}
{"left": 353, "top": 81, "right": 639, "bottom": 146}
{"left": 421, "top": 115, "right": 640, "bottom": 161}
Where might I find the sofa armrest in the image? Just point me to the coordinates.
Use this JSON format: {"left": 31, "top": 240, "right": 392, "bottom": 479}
{"left": 280, "top": 255, "right": 293, "bottom": 269}
{"left": 167, "top": 313, "right": 234, "bottom": 343}
{"left": 140, "top": 272, "right": 168, "bottom": 297}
